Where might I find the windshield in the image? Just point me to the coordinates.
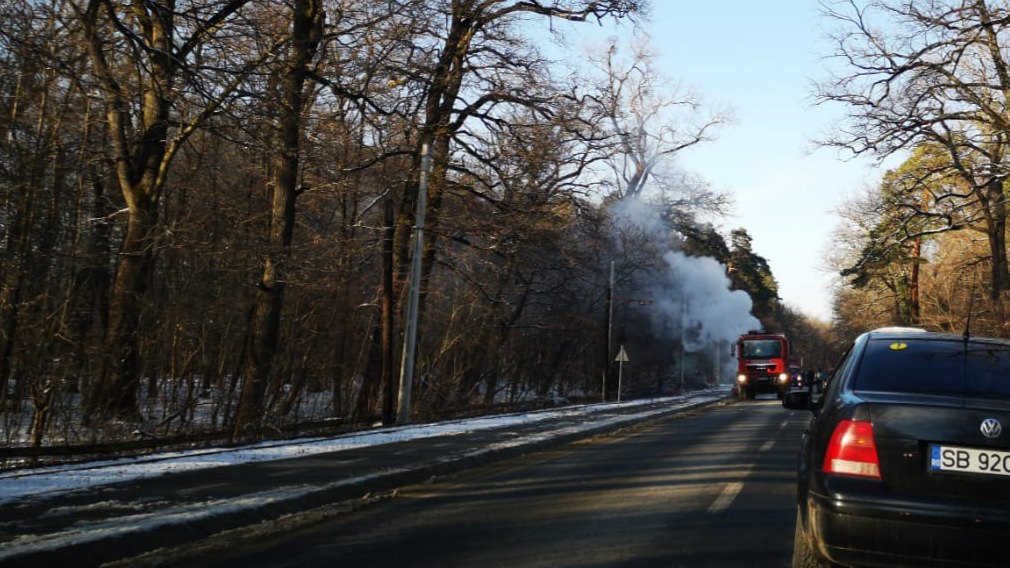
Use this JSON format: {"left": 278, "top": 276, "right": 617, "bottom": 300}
{"left": 740, "top": 339, "right": 782, "bottom": 359}
{"left": 854, "top": 338, "right": 1010, "bottom": 398}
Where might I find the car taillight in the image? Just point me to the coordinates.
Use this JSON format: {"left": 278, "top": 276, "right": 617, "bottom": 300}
{"left": 823, "top": 419, "right": 881, "bottom": 479}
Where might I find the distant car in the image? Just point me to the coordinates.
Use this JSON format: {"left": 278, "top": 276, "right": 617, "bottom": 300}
{"left": 786, "top": 368, "right": 806, "bottom": 391}
{"left": 781, "top": 370, "right": 815, "bottom": 408}
{"left": 784, "top": 327, "right": 1010, "bottom": 567}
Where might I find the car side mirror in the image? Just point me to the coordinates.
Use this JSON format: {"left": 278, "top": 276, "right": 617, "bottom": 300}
{"left": 782, "top": 390, "right": 811, "bottom": 411}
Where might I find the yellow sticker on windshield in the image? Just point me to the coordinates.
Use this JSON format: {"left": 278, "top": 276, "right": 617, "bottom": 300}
{"left": 890, "top": 342, "right": 908, "bottom": 351}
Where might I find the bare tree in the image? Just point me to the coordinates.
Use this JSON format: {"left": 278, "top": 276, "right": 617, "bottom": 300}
{"left": 370, "top": 0, "right": 645, "bottom": 419}
{"left": 0, "top": 0, "right": 110, "bottom": 441}
{"left": 72, "top": 0, "right": 270, "bottom": 421}
{"left": 232, "top": 0, "right": 324, "bottom": 438}
{"left": 592, "top": 33, "right": 730, "bottom": 199}
{"left": 819, "top": 0, "right": 1010, "bottom": 301}
{"left": 0, "top": 0, "right": 794, "bottom": 450}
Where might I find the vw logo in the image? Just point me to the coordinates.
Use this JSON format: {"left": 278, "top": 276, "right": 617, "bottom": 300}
{"left": 981, "top": 418, "right": 1003, "bottom": 439}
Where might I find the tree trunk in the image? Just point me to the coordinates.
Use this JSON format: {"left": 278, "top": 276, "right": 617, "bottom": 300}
{"left": 910, "top": 236, "right": 921, "bottom": 324}
{"left": 81, "top": 0, "right": 172, "bottom": 422}
{"left": 418, "top": 136, "right": 451, "bottom": 321}
{"left": 233, "top": 0, "right": 322, "bottom": 437}
{"left": 353, "top": 322, "right": 383, "bottom": 422}
{"left": 0, "top": 179, "right": 31, "bottom": 410}
{"left": 95, "top": 199, "right": 157, "bottom": 420}
{"left": 381, "top": 198, "right": 396, "bottom": 425}
{"left": 983, "top": 179, "right": 1010, "bottom": 300}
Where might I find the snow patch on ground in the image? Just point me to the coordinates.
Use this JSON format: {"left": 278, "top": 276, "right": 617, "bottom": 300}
{"left": 0, "top": 389, "right": 729, "bottom": 561}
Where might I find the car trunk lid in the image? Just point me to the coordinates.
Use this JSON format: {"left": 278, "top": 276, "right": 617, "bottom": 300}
{"left": 861, "top": 392, "right": 1010, "bottom": 503}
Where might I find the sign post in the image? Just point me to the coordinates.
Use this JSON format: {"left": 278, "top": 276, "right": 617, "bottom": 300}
{"left": 615, "top": 344, "right": 630, "bottom": 402}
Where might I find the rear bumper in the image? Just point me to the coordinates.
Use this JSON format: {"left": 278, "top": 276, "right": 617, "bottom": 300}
{"left": 808, "top": 490, "right": 1010, "bottom": 567}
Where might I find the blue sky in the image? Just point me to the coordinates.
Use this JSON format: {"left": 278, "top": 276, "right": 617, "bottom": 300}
{"left": 639, "top": 2, "right": 891, "bottom": 321}
{"left": 640, "top": 2, "right": 897, "bottom": 321}
{"left": 533, "top": 2, "right": 897, "bottom": 321}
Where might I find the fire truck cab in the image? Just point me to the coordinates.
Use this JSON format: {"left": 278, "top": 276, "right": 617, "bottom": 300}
{"left": 734, "top": 331, "right": 789, "bottom": 401}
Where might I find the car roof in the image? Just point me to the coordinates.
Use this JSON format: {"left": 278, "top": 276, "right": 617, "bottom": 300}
{"left": 862, "top": 326, "right": 1010, "bottom": 346}
{"left": 866, "top": 326, "right": 928, "bottom": 335}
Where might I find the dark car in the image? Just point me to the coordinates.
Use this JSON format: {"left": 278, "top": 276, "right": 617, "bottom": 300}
{"left": 784, "top": 327, "right": 1010, "bottom": 567}
{"left": 786, "top": 369, "right": 817, "bottom": 393}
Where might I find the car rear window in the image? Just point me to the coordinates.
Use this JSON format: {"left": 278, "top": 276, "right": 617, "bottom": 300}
{"left": 854, "top": 338, "right": 1010, "bottom": 398}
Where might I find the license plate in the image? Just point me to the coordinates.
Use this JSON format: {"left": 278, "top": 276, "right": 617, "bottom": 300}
{"left": 930, "top": 445, "right": 1010, "bottom": 477}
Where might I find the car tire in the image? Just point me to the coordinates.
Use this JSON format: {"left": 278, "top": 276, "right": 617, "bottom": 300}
{"left": 737, "top": 386, "right": 748, "bottom": 401}
{"left": 792, "top": 508, "right": 834, "bottom": 568}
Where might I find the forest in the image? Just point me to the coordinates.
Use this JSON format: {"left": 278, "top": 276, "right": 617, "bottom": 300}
{"left": 822, "top": 1, "right": 1010, "bottom": 345}
{"left": 6, "top": 0, "right": 1008, "bottom": 457}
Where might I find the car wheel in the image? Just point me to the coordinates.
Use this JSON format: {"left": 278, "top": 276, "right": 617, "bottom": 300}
{"left": 792, "top": 508, "right": 834, "bottom": 568}
{"left": 737, "top": 386, "right": 748, "bottom": 401}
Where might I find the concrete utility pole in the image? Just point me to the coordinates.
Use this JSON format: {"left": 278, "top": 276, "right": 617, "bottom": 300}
{"left": 604, "top": 260, "right": 614, "bottom": 402}
{"left": 397, "top": 142, "right": 432, "bottom": 425}
{"left": 680, "top": 299, "right": 687, "bottom": 391}
{"left": 713, "top": 340, "right": 721, "bottom": 387}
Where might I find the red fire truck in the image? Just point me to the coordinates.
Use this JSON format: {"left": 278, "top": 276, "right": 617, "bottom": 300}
{"left": 734, "top": 331, "right": 790, "bottom": 400}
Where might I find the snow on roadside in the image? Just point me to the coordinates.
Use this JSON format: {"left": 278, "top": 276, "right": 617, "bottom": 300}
{"left": 0, "top": 388, "right": 729, "bottom": 506}
{"left": 0, "top": 390, "right": 730, "bottom": 562}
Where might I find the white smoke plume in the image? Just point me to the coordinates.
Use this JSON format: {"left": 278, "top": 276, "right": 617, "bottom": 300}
{"left": 609, "top": 193, "right": 760, "bottom": 383}
{"left": 654, "top": 251, "right": 759, "bottom": 351}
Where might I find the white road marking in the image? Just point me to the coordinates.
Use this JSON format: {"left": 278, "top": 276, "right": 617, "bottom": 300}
{"left": 706, "top": 408, "right": 797, "bottom": 514}
{"left": 707, "top": 481, "right": 744, "bottom": 514}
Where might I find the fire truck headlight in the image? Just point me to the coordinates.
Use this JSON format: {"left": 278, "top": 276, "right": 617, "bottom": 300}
{"left": 778, "top": 373, "right": 789, "bottom": 384}
{"left": 737, "top": 374, "right": 747, "bottom": 384}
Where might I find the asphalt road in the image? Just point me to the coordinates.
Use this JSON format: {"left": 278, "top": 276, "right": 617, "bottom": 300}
{"left": 2, "top": 392, "right": 729, "bottom": 567}
{"left": 185, "top": 398, "right": 808, "bottom": 568}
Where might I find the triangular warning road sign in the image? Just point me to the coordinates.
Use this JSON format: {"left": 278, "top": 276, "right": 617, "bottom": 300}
{"left": 615, "top": 345, "right": 630, "bottom": 362}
